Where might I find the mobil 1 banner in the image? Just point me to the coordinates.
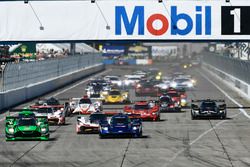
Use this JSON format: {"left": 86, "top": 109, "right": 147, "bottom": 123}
{"left": 221, "top": 6, "right": 250, "bottom": 35}
{"left": 1, "top": 0, "right": 250, "bottom": 41}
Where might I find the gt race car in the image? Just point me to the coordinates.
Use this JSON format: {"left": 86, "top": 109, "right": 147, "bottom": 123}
{"left": 5, "top": 109, "right": 50, "bottom": 141}
{"left": 124, "top": 101, "right": 160, "bottom": 121}
{"left": 103, "top": 89, "right": 130, "bottom": 104}
{"left": 76, "top": 112, "right": 107, "bottom": 134}
{"left": 191, "top": 99, "right": 227, "bottom": 119}
{"left": 135, "top": 81, "right": 160, "bottom": 97}
{"left": 99, "top": 113, "right": 142, "bottom": 138}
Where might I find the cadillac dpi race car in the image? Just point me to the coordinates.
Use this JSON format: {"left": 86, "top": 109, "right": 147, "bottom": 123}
{"left": 99, "top": 113, "right": 142, "bottom": 138}
{"left": 70, "top": 96, "right": 102, "bottom": 115}
{"left": 5, "top": 109, "right": 50, "bottom": 141}
{"left": 103, "top": 89, "right": 130, "bottom": 104}
{"left": 159, "top": 94, "right": 181, "bottom": 112}
{"left": 76, "top": 112, "right": 107, "bottom": 134}
{"left": 191, "top": 99, "right": 227, "bottom": 119}
{"left": 124, "top": 101, "right": 160, "bottom": 121}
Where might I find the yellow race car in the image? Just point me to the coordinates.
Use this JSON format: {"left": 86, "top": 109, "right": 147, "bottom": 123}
{"left": 103, "top": 89, "right": 130, "bottom": 104}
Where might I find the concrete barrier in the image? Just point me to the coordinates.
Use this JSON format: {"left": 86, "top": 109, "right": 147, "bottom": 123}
{"left": 203, "top": 63, "right": 250, "bottom": 100}
{"left": 0, "top": 64, "right": 104, "bottom": 111}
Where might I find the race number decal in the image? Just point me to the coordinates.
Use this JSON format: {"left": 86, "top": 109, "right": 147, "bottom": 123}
{"left": 221, "top": 6, "right": 250, "bottom": 35}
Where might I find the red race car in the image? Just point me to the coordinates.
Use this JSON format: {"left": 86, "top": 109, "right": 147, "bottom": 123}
{"left": 166, "top": 88, "right": 187, "bottom": 107}
{"left": 124, "top": 101, "right": 160, "bottom": 121}
{"left": 135, "top": 81, "right": 161, "bottom": 97}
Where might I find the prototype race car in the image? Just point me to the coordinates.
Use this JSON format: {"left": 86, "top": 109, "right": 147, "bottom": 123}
{"left": 123, "top": 75, "right": 141, "bottom": 87}
{"left": 104, "top": 75, "right": 123, "bottom": 87}
{"left": 99, "top": 113, "right": 142, "bottom": 138}
{"left": 86, "top": 79, "right": 111, "bottom": 99}
{"left": 124, "top": 101, "right": 160, "bottom": 121}
{"left": 170, "top": 77, "right": 194, "bottom": 90}
{"left": 5, "top": 109, "right": 50, "bottom": 141}
{"left": 76, "top": 112, "right": 107, "bottom": 134}
{"left": 70, "top": 96, "right": 102, "bottom": 115}
{"left": 33, "top": 107, "right": 66, "bottom": 125}
{"left": 135, "top": 81, "right": 160, "bottom": 97}
{"left": 159, "top": 95, "right": 181, "bottom": 112}
{"left": 191, "top": 99, "right": 227, "bottom": 119}
{"left": 30, "top": 97, "right": 70, "bottom": 116}
{"left": 103, "top": 89, "right": 130, "bottom": 104}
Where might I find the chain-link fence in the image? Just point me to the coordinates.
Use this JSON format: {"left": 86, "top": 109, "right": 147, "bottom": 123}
{"left": 1, "top": 53, "right": 102, "bottom": 91}
{"left": 203, "top": 52, "right": 250, "bottom": 84}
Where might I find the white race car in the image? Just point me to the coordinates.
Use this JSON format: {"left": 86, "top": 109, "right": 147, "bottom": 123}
{"left": 70, "top": 96, "right": 102, "bottom": 115}
{"left": 123, "top": 75, "right": 141, "bottom": 86}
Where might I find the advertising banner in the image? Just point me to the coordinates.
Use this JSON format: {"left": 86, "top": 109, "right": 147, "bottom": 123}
{"left": 0, "top": 0, "right": 250, "bottom": 41}
{"left": 102, "top": 46, "right": 125, "bottom": 56}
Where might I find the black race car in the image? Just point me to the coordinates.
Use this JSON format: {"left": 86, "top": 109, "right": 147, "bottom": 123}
{"left": 191, "top": 99, "right": 227, "bottom": 119}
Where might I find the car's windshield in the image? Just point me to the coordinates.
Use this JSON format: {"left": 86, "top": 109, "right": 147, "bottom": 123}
{"left": 18, "top": 118, "right": 37, "bottom": 126}
{"left": 79, "top": 99, "right": 91, "bottom": 104}
{"left": 89, "top": 114, "right": 107, "bottom": 121}
{"left": 134, "top": 104, "right": 149, "bottom": 110}
{"left": 168, "top": 93, "right": 179, "bottom": 97}
{"left": 37, "top": 108, "right": 53, "bottom": 114}
{"left": 112, "top": 117, "right": 129, "bottom": 124}
{"left": 201, "top": 102, "right": 217, "bottom": 109}
{"left": 160, "top": 97, "right": 171, "bottom": 103}
{"left": 175, "top": 79, "right": 190, "bottom": 83}
{"left": 109, "top": 91, "right": 121, "bottom": 95}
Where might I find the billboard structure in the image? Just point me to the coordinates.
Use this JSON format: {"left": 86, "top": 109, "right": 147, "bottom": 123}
{"left": 0, "top": 0, "right": 250, "bottom": 41}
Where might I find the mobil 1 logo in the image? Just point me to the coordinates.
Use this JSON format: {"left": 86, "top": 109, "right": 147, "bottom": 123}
{"left": 221, "top": 6, "right": 250, "bottom": 35}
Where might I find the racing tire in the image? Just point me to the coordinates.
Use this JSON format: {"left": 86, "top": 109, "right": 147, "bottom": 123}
{"left": 191, "top": 113, "right": 197, "bottom": 120}
{"left": 99, "top": 134, "right": 106, "bottom": 139}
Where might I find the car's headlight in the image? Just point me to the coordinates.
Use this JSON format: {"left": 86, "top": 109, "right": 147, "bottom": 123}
{"left": 191, "top": 79, "right": 197, "bottom": 84}
{"left": 220, "top": 110, "right": 225, "bottom": 113}
{"left": 156, "top": 75, "right": 161, "bottom": 80}
{"left": 102, "top": 127, "right": 108, "bottom": 131}
{"left": 183, "top": 65, "right": 187, "bottom": 69}
{"left": 152, "top": 112, "right": 157, "bottom": 115}
{"left": 170, "top": 82, "right": 177, "bottom": 88}
{"left": 194, "top": 110, "right": 199, "bottom": 113}
{"left": 132, "top": 127, "right": 137, "bottom": 130}
{"left": 158, "top": 72, "right": 162, "bottom": 76}
{"left": 181, "top": 99, "right": 186, "bottom": 103}
{"left": 187, "top": 83, "right": 193, "bottom": 87}
{"left": 8, "top": 128, "right": 14, "bottom": 134}
{"left": 117, "top": 82, "right": 122, "bottom": 86}
{"left": 41, "top": 128, "right": 47, "bottom": 133}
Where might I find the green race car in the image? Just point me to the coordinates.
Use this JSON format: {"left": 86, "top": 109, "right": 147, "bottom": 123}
{"left": 5, "top": 109, "right": 50, "bottom": 141}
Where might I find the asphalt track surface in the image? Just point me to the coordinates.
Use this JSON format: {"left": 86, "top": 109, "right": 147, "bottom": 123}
{"left": 1, "top": 64, "right": 250, "bottom": 167}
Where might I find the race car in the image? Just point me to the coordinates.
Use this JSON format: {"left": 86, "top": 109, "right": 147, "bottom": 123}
{"left": 135, "top": 80, "right": 160, "bottom": 97}
{"left": 30, "top": 97, "right": 71, "bottom": 116}
{"left": 165, "top": 89, "right": 181, "bottom": 106}
{"left": 104, "top": 75, "right": 123, "bottom": 87}
{"left": 76, "top": 112, "right": 107, "bottom": 134}
{"left": 99, "top": 113, "right": 142, "bottom": 138}
{"left": 123, "top": 75, "right": 141, "bottom": 87}
{"left": 70, "top": 96, "right": 102, "bottom": 115}
{"left": 159, "top": 95, "right": 181, "bottom": 112}
{"left": 5, "top": 109, "right": 50, "bottom": 141}
{"left": 164, "top": 88, "right": 188, "bottom": 107}
{"left": 86, "top": 79, "right": 111, "bottom": 98}
{"left": 191, "top": 99, "right": 227, "bottom": 119}
{"left": 103, "top": 89, "right": 130, "bottom": 104}
{"left": 124, "top": 101, "right": 160, "bottom": 121}
{"left": 154, "top": 77, "right": 172, "bottom": 91}
{"left": 33, "top": 107, "right": 66, "bottom": 125}
{"left": 148, "top": 68, "right": 162, "bottom": 80}
{"left": 170, "top": 77, "right": 194, "bottom": 90}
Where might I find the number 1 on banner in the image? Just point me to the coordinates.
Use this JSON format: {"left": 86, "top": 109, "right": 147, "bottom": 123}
{"left": 230, "top": 8, "right": 241, "bottom": 33}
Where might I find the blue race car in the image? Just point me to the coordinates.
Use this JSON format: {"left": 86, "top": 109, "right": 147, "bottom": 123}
{"left": 99, "top": 113, "right": 142, "bottom": 138}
